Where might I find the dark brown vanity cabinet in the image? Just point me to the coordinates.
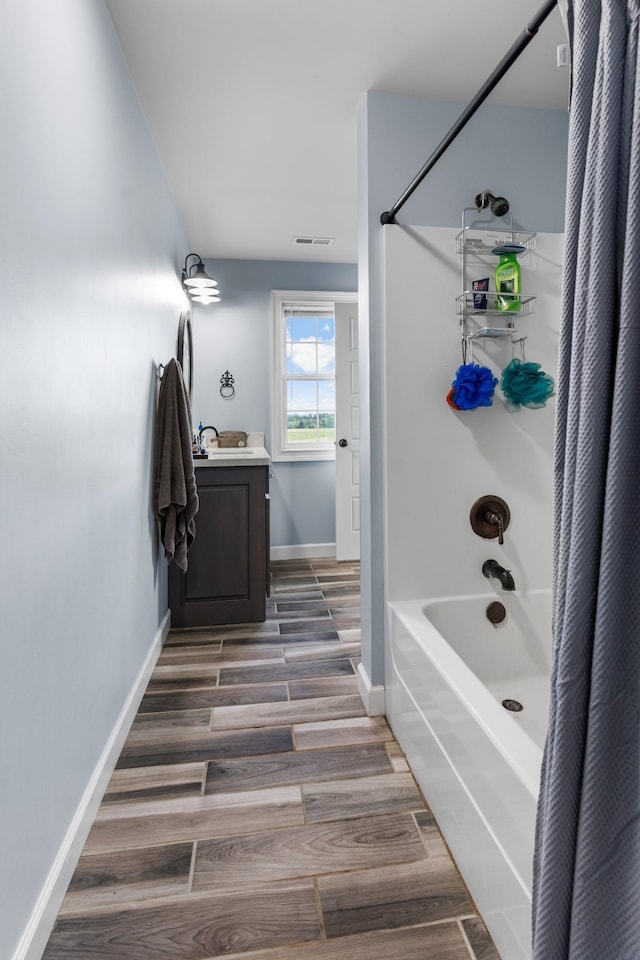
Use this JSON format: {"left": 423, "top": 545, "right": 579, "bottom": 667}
{"left": 169, "top": 465, "right": 269, "bottom": 627}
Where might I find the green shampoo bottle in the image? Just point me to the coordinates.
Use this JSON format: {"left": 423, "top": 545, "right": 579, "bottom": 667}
{"left": 495, "top": 252, "right": 521, "bottom": 312}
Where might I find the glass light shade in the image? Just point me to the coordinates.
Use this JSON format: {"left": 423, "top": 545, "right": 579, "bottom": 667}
{"left": 191, "top": 293, "right": 221, "bottom": 304}
{"left": 183, "top": 262, "right": 218, "bottom": 289}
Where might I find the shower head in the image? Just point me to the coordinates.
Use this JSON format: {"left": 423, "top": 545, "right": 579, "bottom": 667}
{"left": 475, "top": 190, "right": 510, "bottom": 218}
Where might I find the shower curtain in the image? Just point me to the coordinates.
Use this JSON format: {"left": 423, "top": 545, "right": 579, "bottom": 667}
{"left": 533, "top": 1, "right": 640, "bottom": 957}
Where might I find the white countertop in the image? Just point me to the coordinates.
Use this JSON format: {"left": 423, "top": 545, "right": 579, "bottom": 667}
{"left": 194, "top": 445, "right": 271, "bottom": 467}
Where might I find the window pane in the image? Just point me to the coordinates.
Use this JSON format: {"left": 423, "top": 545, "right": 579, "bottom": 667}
{"left": 287, "top": 380, "right": 317, "bottom": 410}
{"left": 318, "top": 318, "right": 335, "bottom": 373}
{"left": 317, "top": 339, "right": 334, "bottom": 374}
{"left": 318, "top": 318, "right": 335, "bottom": 342}
{"left": 287, "top": 342, "right": 317, "bottom": 375}
{"left": 287, "top": 316, "right": 317, "bottom": 342}
{"left": 318, "top": 381, "right": 335, "bottom": 411}
{"left": 287, "top": 413, "right": 319, "bottom": 444}
{"left": 319, "top": 412, "right": 335, "bottom": 443}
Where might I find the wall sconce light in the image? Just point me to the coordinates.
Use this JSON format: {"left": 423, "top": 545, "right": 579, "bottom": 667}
{"left": 182, "top": 253, "right": 221, "bottom": 305}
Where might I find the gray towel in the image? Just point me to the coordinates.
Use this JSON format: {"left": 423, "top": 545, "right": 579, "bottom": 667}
{"left": 154, "top": 358, "right": 199, "bottom": 571}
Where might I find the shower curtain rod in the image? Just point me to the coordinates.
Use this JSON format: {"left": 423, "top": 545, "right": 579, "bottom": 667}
{"left": 380, "top": 0, "right": 559, "bottom": 226}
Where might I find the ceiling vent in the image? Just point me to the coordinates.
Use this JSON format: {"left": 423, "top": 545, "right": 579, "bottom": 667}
{"left": 293, "top": 236, "right": 334, "bottom": 246}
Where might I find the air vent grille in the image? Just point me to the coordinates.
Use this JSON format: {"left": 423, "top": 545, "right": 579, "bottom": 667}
{"left": 293, "top": 236, "right": 334, "bottom": 246}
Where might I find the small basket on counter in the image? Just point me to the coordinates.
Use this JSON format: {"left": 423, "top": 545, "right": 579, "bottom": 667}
{"left": 217, "top": 431, "right": 248, "bottom": 448}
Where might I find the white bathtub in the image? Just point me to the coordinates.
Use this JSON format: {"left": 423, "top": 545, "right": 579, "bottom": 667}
{"left": 386, "top": 590, "right": 552, "bottom": 960}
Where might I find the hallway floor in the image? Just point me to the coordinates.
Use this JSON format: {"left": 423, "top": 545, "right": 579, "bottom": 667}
{"left": 43, "top": 559, "right": 500, "bottom": 960}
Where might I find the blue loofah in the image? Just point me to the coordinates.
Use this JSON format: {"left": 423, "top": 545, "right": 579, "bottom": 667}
{"left": 449, "top": 363, "right": 498, "bottom": 411}
{"left": 500, "top": 357, "right": 555, "bottom": 410}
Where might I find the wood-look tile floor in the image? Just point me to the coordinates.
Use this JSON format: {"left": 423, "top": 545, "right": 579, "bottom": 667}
{"left": 43, "top": 559, "right": 501, "bottom": 960}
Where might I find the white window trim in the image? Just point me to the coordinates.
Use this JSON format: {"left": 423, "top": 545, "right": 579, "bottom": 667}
{"left": 270, "top": 289, "right": 357, "bottom": 463}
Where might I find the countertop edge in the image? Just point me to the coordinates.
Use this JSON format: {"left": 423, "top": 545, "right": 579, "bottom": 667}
{"left": 194, "top": 446, "right": 271, "bottom": 467}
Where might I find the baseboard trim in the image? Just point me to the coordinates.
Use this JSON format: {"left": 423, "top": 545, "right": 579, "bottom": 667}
{"left": 12, "top": 610, "right": 170, "bottom": 960}
{"left": 270, "top": 543, "right": 336, "bottom": 561}
{"left": 356, "top": 662, "right": 386, "bottom": 716}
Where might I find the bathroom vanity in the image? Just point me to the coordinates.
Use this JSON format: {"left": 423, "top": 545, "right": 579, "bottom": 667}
{"left": 168, "top": 447, "right": 270, "bottom": 627}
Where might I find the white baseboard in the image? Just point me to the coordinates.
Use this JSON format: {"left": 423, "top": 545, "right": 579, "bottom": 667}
{"left": 12, "top": 610, "right": 170, "bottom": 960}
{"left": 270, "top": 542, "right": 336, "bottom": 561}
{"left": 356, "top": 662, "right": 386, "bottom": 716}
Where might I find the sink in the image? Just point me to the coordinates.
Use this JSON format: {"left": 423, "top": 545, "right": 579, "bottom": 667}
{"left": 206, "top": 448, "right": 255, "bottom": 456}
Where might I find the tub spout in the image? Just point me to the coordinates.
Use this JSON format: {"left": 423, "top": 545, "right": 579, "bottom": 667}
{"left": 482, "top": 559, "right": 515, "bottom": 591}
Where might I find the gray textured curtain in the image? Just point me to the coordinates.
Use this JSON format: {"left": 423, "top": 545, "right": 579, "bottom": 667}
{"left": 532, "top": 1, "right": 640, "bottom": 957}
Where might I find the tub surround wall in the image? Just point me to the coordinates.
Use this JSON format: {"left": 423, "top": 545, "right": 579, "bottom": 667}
{"left": 0, "top": 2, "right": 187, "bottom": 957}
{"left": 190, "top": 258, "right": 357, "bottom": 554}
{"left": 382, "top": 226, "right": 563, "bottom": 602}
{"left": 357, "top": 92, "right": 569, "bottom": 691}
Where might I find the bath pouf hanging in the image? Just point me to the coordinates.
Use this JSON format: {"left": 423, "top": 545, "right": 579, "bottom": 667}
{"left": 500, "top": 357, "right": 555, "bottom": 410}
{"left": 447, "top": 363, "right": 498, "bottom": 411}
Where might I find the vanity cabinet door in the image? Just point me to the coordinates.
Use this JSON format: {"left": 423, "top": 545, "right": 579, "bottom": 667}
{"left": 168, "top": 465, "right": 268, "bottom": 627}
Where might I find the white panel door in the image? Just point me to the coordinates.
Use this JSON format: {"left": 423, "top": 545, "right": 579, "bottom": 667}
{"left": 335, "top": 301, "right": 360, "bottom": 561}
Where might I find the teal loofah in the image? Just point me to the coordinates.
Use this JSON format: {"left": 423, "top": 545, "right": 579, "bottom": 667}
{"left": 500, "top": 357, "right": 555, "bottom": 410}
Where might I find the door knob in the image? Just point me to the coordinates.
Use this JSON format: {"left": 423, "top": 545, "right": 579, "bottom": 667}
{"left": 338, "top": 438, "right": 348, "bottom": 447}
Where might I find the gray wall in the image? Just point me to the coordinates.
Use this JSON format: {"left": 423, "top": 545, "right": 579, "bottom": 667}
{"left": 192, "top": 259, "right": 357, "bottom": 548}
{"left": 0, "top": 2, "right": 187, "bottom": 956}
{"left": 358, "top": 92, "right": 569, "bottom": 687}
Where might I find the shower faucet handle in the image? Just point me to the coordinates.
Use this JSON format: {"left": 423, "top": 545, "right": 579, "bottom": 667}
{"left": 486, "top": 511, "right": 504, "bottom": 545}
{"left": 470, "top": 496, "right": 510, "bottom": 544}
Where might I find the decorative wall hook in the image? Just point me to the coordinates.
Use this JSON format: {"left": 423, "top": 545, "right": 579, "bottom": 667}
{"left": 220, "top": 370, "right": 235, "bottom": 398}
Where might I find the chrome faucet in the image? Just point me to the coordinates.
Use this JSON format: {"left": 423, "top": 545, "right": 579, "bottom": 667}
{"left": 482, "top": 559, "right": 515, "bottom": 591}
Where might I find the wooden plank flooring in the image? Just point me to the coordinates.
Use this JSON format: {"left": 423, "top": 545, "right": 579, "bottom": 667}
{"left": 43, "top": 558, "right": 500, "bottom": 960}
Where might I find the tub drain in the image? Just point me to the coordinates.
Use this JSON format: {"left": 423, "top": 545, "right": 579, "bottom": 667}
{"left": 502, "top": 698, "right": 523, "bottom": 712}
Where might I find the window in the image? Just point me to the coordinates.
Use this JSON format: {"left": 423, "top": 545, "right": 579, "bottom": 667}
{"left": 271, "top": 290, "right": 350, "bottom": 461}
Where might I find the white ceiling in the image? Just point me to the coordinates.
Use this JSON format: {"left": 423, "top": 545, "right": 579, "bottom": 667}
{"left": 105, "top": 0, "right": 569, "bottom": 263}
